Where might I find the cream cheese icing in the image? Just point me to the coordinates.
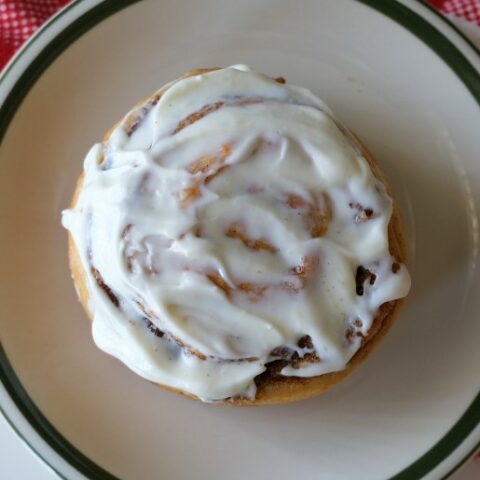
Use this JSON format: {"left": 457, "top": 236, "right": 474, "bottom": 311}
{"left": 62, "top": 65, "right": 410, "bottom": 401}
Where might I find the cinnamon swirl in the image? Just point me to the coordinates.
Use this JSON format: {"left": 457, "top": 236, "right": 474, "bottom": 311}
{"left": 62, "top": 66, "right": 411, "bottom": 405}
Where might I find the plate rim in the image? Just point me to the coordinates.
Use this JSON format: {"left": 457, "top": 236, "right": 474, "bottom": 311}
{"left": 0, "top": 0, "right": 479, "bottom": 479}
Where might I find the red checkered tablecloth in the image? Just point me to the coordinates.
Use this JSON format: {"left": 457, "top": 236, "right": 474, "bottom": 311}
{"left": 0, "top": 0, "right": 69, "bottom": 68}
{"left": 428, "top": 0, "right": 480, "bottom": 24}
{"left": 0, "top": 0, "right": 479, "bottom": 476}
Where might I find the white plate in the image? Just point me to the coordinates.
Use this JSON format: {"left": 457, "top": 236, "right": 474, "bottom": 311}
{"left": 0, "top": 1, "right": 479, "bottom": 479}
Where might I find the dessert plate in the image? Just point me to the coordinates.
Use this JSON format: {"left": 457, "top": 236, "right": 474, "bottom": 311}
{"left": 0, "top": 0, "right": 479, "bottom": 479}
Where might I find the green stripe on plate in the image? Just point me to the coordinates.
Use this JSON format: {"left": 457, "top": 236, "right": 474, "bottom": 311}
{"left": 357, "top": 2, "right": 480, "bottom": 478}
{"left": 0, "top": 343, "right": 120, "bottom": 480}
{"left": 0, "top": 0, "right": 478, "bottom": 479}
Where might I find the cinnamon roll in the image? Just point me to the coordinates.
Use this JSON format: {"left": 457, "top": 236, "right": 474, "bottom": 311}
{"left": 62, "top": 66, "right": 411, "bottom": 405}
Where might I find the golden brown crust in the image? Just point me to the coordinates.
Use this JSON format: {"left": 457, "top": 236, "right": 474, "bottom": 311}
{"left": 67, "top": 69, "right": 407, "bottom": 406}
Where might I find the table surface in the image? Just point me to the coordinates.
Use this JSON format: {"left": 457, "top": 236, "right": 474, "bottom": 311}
{"left": 0, "top": 411, "right": 476, "bottom": 479}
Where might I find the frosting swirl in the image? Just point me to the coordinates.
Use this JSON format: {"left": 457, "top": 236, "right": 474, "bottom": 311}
{"left": 62, "top": 65, "right": 410, "bottom": 401}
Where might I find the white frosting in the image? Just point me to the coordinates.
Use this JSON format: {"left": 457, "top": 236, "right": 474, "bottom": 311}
{"left": 62, "top": 66, "right": 410, "bottom": 401}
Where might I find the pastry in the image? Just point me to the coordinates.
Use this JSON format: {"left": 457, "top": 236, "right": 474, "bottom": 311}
{"left": 62, "top": 65, "right": 411, "bottom": 405}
